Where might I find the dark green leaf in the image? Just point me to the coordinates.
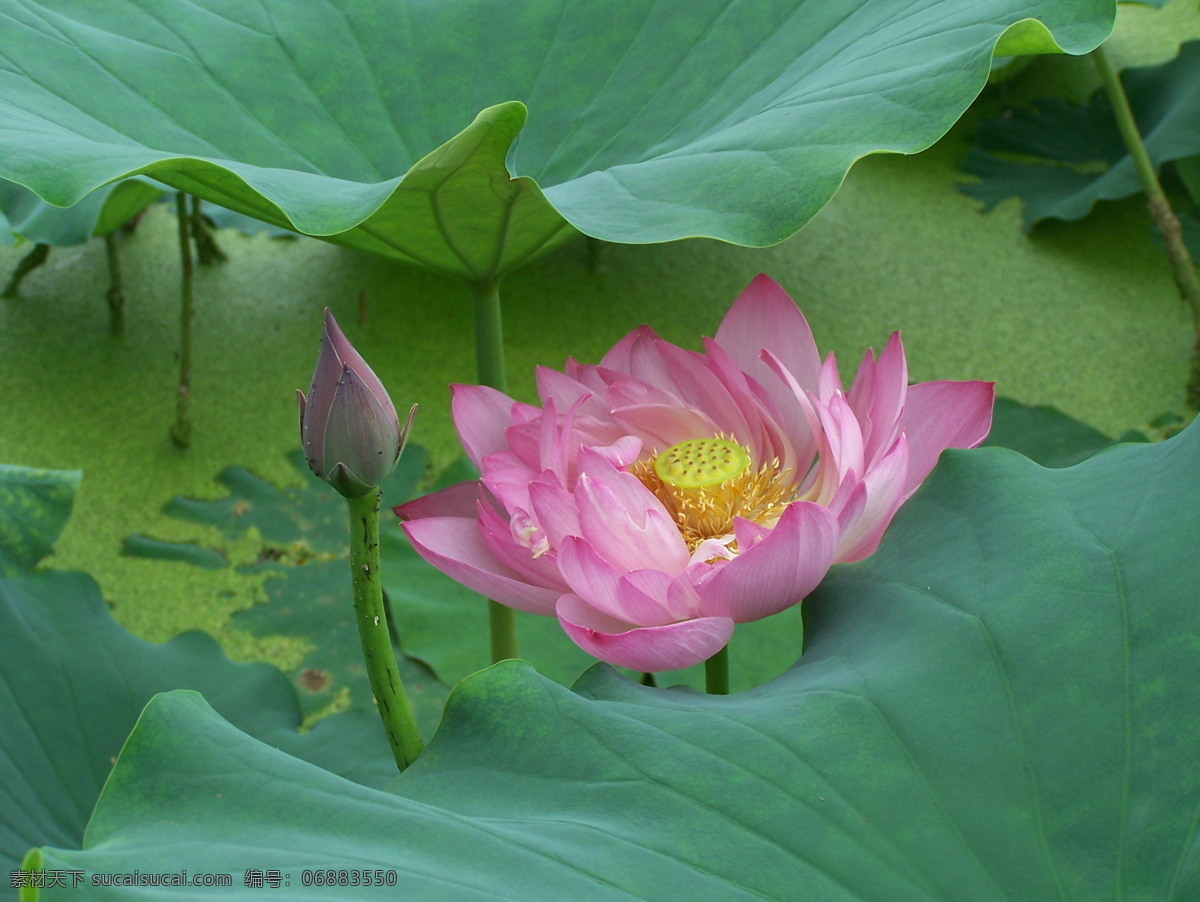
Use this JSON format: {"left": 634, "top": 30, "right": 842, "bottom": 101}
{"left": 961, "top": 40, "right": 1200, "bottom": 229}
{"left": 982, "top": 396, "right": 1139, "bottom": 467}
{"left": 0, "top": 568, "right": 396, "bottom": 879}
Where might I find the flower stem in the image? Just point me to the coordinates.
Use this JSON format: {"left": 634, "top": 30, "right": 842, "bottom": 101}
{"left": 1092, "top": 44, "right": 1200, "bottom": 407}
{"left": 705, "top": 645, "right": 730, "bottom": 695}
{"left": 470, "top": 276, "right": 518, "bottom": 662}
{"left": 169, "top": 192, "right": 193, "bottom": 449}
{"left": 348, "top": 489, "right": 424, "bottom": 770}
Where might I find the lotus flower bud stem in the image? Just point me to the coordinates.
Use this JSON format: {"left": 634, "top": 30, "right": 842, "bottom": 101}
{"left": 470, "top": 277, "right": 518, "bottom": 663}
{"left": 348, "top": 488, "right": 424, "bottom": 770}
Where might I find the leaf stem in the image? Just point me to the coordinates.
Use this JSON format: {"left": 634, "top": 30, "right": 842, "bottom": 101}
{"left": 348, "top": 488, "right": 424, "bottom": 771}
{"left": 169, "top": 192, "right": 193, "bottom": 449}
{"left": 470, "top": 277, "right": 518, "bottom": 662}
{"left": 1, "top": 242, "right": 50, "bottom": 298}
{"left": 1092, "top": 44, "right": 1200, "bottom": 407}
{"left": 705, "top": 645, "right": 730, "bottom": 695}
{"left": 103, "top": 231, "right": 124, "bottom": 337}
{"left": 471, "top": 276, "right": 508, "bottom": 392}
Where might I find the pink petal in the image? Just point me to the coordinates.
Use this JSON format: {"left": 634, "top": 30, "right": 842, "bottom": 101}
{"left": 848, "top": 332, "right": 907, "bottom": 463}
{"left": 898, "top": 380, "right": 995, "bottom": 496}
{"left": 402, "top": 516, "right": 563, "bottom": 616}
{"left": 610, "top": 403, "right": 721, "bottom": 452}
{"left": 698, "top": 500, "right": 838, "bottom": 623}
{"left": 557, "top": 537, "right": 683, "bottom": 626}
{"left": 394, "top": 480, "right": 480, "bottom": 521}
{"left": 476, "top": 501, "right": 565, "bottom": 593}
{"left": 812, "top": 393, "right": 866, "bottom": 499}
{"left": 574, "top": 451, "right": 690, "bottom": 574}
{"left": 703, "top": 337, "right": 810, "bottom": 474}
{"left": 534, "top": 365, "right": 606, "bottom": 419}
{"left": 715, "top": 274, "right": 822, "bottom": 395}
{"left": 817, "top": 352, "right": 843, "bottom": 404}
{"left": 834, "top": 435, "right": 910, "bottom": 562}
{"left": 527, "top": 476, "right": 581, "bottom": 547}
{"left": 597, "top": 325, "right": 661, "bottom": 375}
{"left": 557, "top": 595, "right": 734, "bottom": 672}
{"left": 451, "top": 384, "right": 519, "bottom": 471}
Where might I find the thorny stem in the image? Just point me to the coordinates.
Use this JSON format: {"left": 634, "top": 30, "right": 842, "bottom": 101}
{"left": 1092, "top": 45, "right": 1200, "bottom": 408}
{"left": 349, "top": 489, "right": 424, "bottom": 771}
{"left": 169, "top": 193, "right": 193, "bottom": 449}
{"left": 470, "top": 276, "right": 518, "bottom": 662}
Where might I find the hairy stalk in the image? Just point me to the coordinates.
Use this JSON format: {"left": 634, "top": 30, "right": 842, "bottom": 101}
{"left": 349, "top": 489, "right": 424, "bottom": 770}
{"left": 1093, "top": 45, "right": 1200, "bottom": 407}
{"left": 470, "top": 277, "right": 518, "bottom": 662}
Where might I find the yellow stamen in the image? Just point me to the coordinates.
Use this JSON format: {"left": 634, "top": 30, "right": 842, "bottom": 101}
{"left": 631, "top": 438, "right": 797, "bottom": 554}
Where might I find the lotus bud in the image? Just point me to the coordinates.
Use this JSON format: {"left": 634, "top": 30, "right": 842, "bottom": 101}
{"left": 298, "top": 309, "right": 416, "bottom": 499}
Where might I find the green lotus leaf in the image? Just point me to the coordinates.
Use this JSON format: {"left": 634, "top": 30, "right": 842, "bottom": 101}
{"left": 0, "top": 179, "right": 162, "bottom": 247}
{"left": 0, "top": 465, "right": 397, "bottom": 878}
{"left": 0, "top": 0, "right": 1113, "bottom": 281}
{"left": 961, "top": 39, "right": 1200, "bottom": 229}
{"left": 22, "top": 415, "right": 1199, "bottom": 900}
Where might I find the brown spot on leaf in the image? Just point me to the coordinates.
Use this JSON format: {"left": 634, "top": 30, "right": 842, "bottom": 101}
{"left": 298, "top": 668, "right": 330, "bottom": 692}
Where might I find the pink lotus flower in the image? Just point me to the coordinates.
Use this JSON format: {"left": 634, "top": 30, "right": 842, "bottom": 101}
{"left": 397, "top": 276, "right": 993, "bottom": 672}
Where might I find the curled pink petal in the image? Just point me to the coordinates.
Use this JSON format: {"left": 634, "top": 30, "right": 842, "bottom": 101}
{"left": 557, "top": 595, "right": 734, "bottom": 672}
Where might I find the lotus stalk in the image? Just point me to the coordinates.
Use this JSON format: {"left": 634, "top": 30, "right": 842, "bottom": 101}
{"left": 168, "top": 193, "right": 194, "bottom": 449}
{"left": 469, "top": 276, "right": 518, "bottom": 664}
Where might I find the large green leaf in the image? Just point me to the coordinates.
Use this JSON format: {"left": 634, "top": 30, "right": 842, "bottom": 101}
{"left": 0, "top": 179, "right": 161, "bottom": 247}
{"left": 22, "top": 417, "right": 1199, "bottom": 900}
{"left": 0, "top": 0, "right": 1112, "bottom": 280}
{"left": 961, "top": 39, "right": 1200, "bottom": 229}
{"left": 0, "top": 464, "right": 398, "bottom": 879}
